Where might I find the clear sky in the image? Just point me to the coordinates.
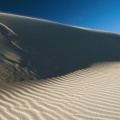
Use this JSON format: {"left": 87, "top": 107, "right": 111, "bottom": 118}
{"left": 0, "top": 0, "right": 120, "bottom": 33}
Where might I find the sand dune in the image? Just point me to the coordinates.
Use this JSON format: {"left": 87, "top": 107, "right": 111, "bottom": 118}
{"left": 0, "top": 13, "right": 120, "bottom": 119}
{"left": 1, "top": 63, "right": 120, "bottom": 120}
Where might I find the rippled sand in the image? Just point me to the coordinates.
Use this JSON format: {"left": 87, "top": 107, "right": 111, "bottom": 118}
{"left": 0, "top": 13, "right": 120, "bottom": 120}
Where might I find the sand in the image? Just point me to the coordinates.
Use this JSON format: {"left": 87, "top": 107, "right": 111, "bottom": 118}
{"left": 0, "top": 13, "right": 120, "bottom": 119}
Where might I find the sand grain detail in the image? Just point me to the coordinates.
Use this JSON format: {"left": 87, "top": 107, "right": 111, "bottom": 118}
{"left": 0, "top": 62, "right": 120, "bottom": 120}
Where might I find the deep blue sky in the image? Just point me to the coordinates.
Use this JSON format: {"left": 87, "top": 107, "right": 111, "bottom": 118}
{"left": 0, "top": 0, "right": 120, "bottom": 33}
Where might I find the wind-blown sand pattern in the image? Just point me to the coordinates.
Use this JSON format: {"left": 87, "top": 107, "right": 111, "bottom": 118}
{"left": 0, "top": 13, "right": 120, "bottom": 120}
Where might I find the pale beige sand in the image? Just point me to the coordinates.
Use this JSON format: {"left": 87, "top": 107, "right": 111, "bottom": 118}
{"left": 0, "top": 13, "right": 120, "bottom": 119}
{"left": 1, "top": 63, "right": 120, "bottom": 120}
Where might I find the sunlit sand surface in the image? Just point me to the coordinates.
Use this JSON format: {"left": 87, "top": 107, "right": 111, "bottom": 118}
{"left": 0, "top": 13, "right": 120, "bottom": 120}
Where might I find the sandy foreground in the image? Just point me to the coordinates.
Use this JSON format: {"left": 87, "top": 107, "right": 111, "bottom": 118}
{"left": 0, "top": 13, "right": 120, "bottom": 120}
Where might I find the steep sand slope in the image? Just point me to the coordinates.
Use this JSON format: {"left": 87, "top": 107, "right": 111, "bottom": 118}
{"left": 0, "top": 23, "right": 39, "bottom": 82}
{"left": 0, "top": 13, "right": 120, "bottom": 119}
{"left": 0, "top": 13, "right": 120, "bottom": 82}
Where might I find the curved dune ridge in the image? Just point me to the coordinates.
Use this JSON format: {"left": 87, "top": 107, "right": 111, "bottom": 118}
{"left": 0, "top": 13, "right": 120, "bottom": 119}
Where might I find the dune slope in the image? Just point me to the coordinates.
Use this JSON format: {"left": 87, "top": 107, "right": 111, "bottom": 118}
{"left": 0, "top": 13, "right": 120, "bottom": 120}
{"left": 0, "top": 13, "right": 120, "bottom": 82}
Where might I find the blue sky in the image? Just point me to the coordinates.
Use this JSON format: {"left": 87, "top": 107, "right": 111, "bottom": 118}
{"left": 0, "top": 0, "right": 120, "bottom": 33}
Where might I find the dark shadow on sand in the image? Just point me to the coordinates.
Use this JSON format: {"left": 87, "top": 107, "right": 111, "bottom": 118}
{"left": 0, "top": 16, "right": 120, "bottom": 80}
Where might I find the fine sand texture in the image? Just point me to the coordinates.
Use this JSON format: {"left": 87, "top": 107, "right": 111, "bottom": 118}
{"left": 0, "top": 13, "right": 120, "bottom": 119}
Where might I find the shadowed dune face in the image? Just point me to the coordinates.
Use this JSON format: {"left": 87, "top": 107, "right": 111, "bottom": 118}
{"left": 0, "top": 23, "right": 40, "bottom": 82}
{"left": 0, "top": 23, "right": 21, "bottom": 63}
{"left": 0, "top": 13, "right": 120, "bottom": 81}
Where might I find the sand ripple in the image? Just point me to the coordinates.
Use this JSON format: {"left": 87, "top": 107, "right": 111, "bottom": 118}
{"left": 0, "top": 62, "right": 120, "bottom": 120}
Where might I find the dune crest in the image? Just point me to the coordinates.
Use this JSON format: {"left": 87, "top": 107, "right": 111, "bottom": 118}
{"left": 1, "top": 13, "right": 120, "bottom": 120}
{"left": 0, "top": 13, "right": 120, "bottom": 82}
